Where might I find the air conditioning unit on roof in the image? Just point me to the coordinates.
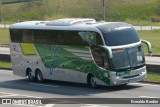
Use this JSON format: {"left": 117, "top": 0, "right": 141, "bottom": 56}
{"left": 46, "top": 18, "right": 96, "bottom": 26}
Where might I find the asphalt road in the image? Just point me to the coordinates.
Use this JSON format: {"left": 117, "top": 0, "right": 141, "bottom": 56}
{"left": 0, "top": 69, "right": 159, "bottom": 107}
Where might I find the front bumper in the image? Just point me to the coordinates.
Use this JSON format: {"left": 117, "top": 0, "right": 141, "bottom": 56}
{"left": 109, "top": 66, "right": 147, "bottom": 86}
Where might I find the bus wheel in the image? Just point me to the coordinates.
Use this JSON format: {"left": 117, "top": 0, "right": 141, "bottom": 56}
{"left": 88, "top": 74, "right": 97, "bottom": 88}
{"left": 36, "top": 70, "right": 43, "bottom": 82}
{"left": 27, "top": 69, "right": 35, "bottom": 82}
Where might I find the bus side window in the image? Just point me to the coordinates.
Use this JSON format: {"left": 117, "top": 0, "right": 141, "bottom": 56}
{"left": 95, "top": 33, "right": 103, "bottom": 45}
{"left": 91, "top": 48, "right": 109, "bottom": 69}
{"left": 22, "top": 30, "right": 34, "bottom": 43}
{"left": 78, "top": 31, "right": 103, "bottom": 46}
{"left": 10, "top": 29, "right": 22, "bottom": 43}
{"left": 60, "top": 31, "right": 88, "bottom": 46}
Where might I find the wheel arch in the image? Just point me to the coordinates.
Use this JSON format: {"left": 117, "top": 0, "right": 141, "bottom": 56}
{"left": 87, "top": 73, "right": 94, "bottom": 84}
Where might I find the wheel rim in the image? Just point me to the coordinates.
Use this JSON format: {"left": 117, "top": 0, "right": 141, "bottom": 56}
{"left": 37, "top": 71, "right": 43, "bottom": 81}
{"left": 90, "top": 76, "right": 96, "bottom": 88}
{"left": 28, "top": 71, "right": 34, "bottom": 80}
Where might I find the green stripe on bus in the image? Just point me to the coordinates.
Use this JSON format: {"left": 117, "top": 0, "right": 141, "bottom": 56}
{"left": 20, "top": 43, "right": 37, "bottom": 55}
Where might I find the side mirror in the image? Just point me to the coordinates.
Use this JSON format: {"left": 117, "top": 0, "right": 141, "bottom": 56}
{"left": 141, "top": 39, "right": 152, "bottom": 54}
{"left": 100, "top": 46, "right": 113, "bottom": 59}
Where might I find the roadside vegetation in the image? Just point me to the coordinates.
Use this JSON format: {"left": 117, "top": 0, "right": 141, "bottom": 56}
{"left": 0, "top": 61, "right": 11, "bottom": 69}
{"left": 147, "top": 72, "right": 160, "bottom": 82}
{"left": 0, "top": 28, "right": 9, "bottom": 45}
{"left": 0, "top": 0, "right": 160, "bottom": 25}
{"left": 138, "top": 30, "right": 160, "bottom": 55}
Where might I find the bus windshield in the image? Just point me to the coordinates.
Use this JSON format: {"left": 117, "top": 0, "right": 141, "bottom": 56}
{"left": 111, "top": 46, "right": 145, "bottom": 70}
{"left": 97, "top": 23, "right": 140, "bottom": 46}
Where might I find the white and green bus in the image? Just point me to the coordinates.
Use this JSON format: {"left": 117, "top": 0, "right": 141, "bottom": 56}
{"left": 9, "top": 18, "right": 152, "bottom": 88}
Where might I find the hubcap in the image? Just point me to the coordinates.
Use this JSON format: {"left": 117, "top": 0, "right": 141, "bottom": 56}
{"left": 37, "top": 72, "right": 42, "bottom": 81}
{"left": 28, "top": 71, "right": 33, "bottom": 80}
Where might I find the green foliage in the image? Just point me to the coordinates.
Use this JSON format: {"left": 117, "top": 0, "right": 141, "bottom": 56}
{"left": 0, "top": 61, "right": 11, "bottom": 69}
{"left": 147, "top": 72, "right": 160, "bottom": 82}
{"left": 0, "top": 0, "right": 159, "bottom": 22}
{"left": 150, "top": 16, "right": 160, "bottom": 22}
{"left": 138, "top": 30, "right": 160, "bottom": 54}
{"left": 0, "top": 28, "right": 9, "bottom": 44}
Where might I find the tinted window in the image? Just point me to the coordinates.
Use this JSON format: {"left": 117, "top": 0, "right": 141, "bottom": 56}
{"left": 22, "top": 30, "right": 34, "bottom": 43}
{"left": 111, "top": 46, "right": 145, "bottom": 70}
{"left": 10, "top": 29, "right": 103, "bottom": 45}
{"left": 97, "top": 24, "right": 140, "bottom": 46}
{"left": 34, "top": 30, "right": 61, "bottom": 44}
{"left": 10, "top": 29, "right": 22, "bottom": 42}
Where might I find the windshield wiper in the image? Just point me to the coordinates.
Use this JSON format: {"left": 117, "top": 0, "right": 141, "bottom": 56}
{"left": 119, "top": 66, "right": 130, "bottom": 69}
{"left": 112, "top": 66, "right": 131, "bottom": 71}
{"left": 131, "top": 63, "right": 145, "bottom": 69}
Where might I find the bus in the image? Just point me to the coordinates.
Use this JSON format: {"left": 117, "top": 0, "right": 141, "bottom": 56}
{"left": 9, "top": 18, "right": 152, "bottom": 88}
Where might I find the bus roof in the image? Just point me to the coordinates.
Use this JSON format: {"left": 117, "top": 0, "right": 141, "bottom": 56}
{"left": 9, "top": 18, "right": 133, "bottom": 31}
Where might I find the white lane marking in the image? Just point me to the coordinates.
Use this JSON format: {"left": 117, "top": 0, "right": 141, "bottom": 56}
{"left": 14, "top": 104, "right": 36, "bottom": 107}
{"left": 130, "top": 83, "right": 160, "bottom": 87}
{"left": 29, "top": 83, "right": 59, "bottom": 88}
{"left": 82, "top": 104, "right": 109, "bottom": 107}
{"left": 44, "top": 104, "right": 55, "bottom": 107}
{"left": 139, "top": 96, "right": 159, "bottom": 98}
{"left": 0, "top": 91, "right": 42, "bottom": 98}
{"left": 0, "top": 94, "right": 19, "bottom": 97}
{"left": 0, "top": 70, "right": 12, "bottom": 72}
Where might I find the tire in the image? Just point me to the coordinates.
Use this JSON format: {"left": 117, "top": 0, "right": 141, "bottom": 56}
{"left": 36, "top": 70, "right": 43, "bottom": 82}
{"left": 88, "top": 75, "right": 97, "bottom": 88}
{"left": 27, "top": 69, "right": 35, "bottom": 82}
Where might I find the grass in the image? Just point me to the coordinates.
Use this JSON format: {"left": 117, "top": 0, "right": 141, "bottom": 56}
{"left": 0, "top": 21, "right": 15, "bottom": 25}
{"left": 125, "top": 19, "right": 160, "bottom": 26}
{"left": 0, "top": 62, "right": 11, "bottom": 69}
{"left": 147, "top": 72, "right": 160, "bottom": 82}
{"left": 0, "top": 0, "right": 160, "bottom": 23}
{"left": 138, "top": 30, "right": 160, "bottom": 54}
{"left": 0, "top": 28, "right": 9, "bottom": 45}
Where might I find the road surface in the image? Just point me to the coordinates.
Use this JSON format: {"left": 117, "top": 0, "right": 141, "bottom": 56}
{"left": 0, "top": 69, "right": 159, "bottom": 107}
{"left": 134, "top": 26, "right": 160, "bottom": 30}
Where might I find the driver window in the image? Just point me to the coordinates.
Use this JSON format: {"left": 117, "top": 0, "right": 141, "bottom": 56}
{"left": 91, "top": 48, "right": 109, "bottom": 69}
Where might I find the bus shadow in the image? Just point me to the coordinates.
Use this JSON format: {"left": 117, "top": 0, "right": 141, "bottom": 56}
{"left": 0, "top": 78, "right": 142, "bottom": 96}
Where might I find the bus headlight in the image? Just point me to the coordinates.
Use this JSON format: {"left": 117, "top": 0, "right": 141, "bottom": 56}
{"left": 116, "top": 76, "right": 120, "bottom": 79}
